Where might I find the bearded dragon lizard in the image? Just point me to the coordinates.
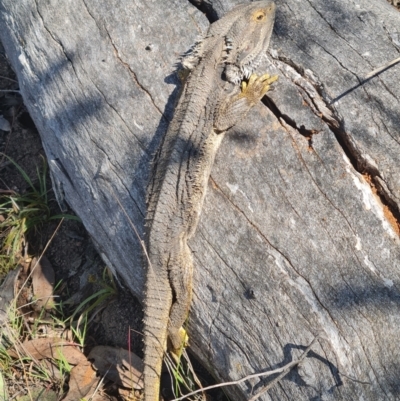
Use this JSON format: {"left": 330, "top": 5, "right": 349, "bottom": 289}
{"left": 143, "top": 2, "right": 277, "bottom": 399}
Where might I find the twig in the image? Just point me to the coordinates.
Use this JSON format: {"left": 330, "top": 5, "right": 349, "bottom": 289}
{"left": 9, "top": 389, "right": 25, "bottom": 400}
{"left": 0, "top": 75, "right": 18, "bottom": 83}
{"left": 16, "top": 295, "right": 59, "bottom": 309}
{"left": 248, "top": 334, "right": 321, "bottom": 401}
{"left": 15, "top": 218, "right": 64, "bottom": 301}
{"left": 171, "top": 334, "right": 321, "bottom": 401}
{"left": 0, "top": 89, "right": 20, "bottom": 93}
{"left": 165, "top": 349, "right": 206, "bottom": 401}
{"left": 87, "top": 371, "right": 108, "bottom": 401}
{"left": 183, "top": 349, "right": 205, "bottom": 395}
{"left": 363, "top": 56, "right": 400, "bottom": 80}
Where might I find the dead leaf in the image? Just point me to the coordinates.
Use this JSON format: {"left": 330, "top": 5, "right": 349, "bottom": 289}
{"left": 39, "top": 359, "right": 62, "bottom": 380}
{"left": 15, "top": 387, "right": 57, "bottom": 401}
{"left": 11, "top": 337, "right": 86, "bottom": 365}
{"left": 88, "top": 346, "right": 143, "bottom": 390}
{"left": 63, "top": 360, "right": 97, "bottom": 401}
{"left": 31, "top": 256, "right": 55, "bottom": 310}
{"left": 91, "top": 393, "right": 119, "bottom": 401}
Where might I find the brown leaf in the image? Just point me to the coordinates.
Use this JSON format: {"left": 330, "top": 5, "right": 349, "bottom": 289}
{"left": 63, "top": 360, "right": 97, "bottom": 401}
{"left": 14, "top": 387, "right": 58, "bottom": 401}
{"left": 88, "top": 388, "right": 119, "bottom": 401}
{"left": 31, "top": 256, "right": 55, "bottom": 310}
{"left": 88, "top": 346, "right": 143, "bottom": 390}
{"left": 39, "top": 359, "right": 62, "bottom": 380}
{"left": 15, "top": 337, "right": 86, "bottom": 365}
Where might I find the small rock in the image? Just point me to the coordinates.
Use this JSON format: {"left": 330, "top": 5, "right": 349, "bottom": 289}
{"left": 0, "top": 115, "right": 11, "bottom": 131}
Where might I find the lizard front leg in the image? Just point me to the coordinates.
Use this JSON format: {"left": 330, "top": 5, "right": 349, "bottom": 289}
{"left": 215, "top": 73, "right": 278, "bottom": 132}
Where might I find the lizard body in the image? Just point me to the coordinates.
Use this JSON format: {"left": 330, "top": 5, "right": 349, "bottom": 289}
{"left": 144, "top": 2, "right": 277, "bottom": 399}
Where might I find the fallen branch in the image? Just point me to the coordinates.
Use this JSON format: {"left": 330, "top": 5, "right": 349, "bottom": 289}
{"left": 171, "top": 334, "right": 321, "bottom": 401}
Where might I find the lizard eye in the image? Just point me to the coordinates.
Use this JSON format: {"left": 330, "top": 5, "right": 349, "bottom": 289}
{"left": 254, "top": 11, "right": 266, "bottom": 21}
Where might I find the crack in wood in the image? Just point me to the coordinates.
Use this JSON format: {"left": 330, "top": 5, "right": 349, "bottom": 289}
{"left": 262, "top": 95, "right": 317, "bottom": 150}
{"left": 81, "top": 0, "right": 165, "bottom": 120}
{"left": 265, "top": 58, "right": 400, "bottom": 236}
{"left": 187, "top": 0, "right": 218, "bottom": 23}
{"left": 323, "top": 118, "right": 400, "bottom": 235}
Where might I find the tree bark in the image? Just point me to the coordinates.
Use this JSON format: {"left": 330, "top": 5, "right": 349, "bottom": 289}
{"left": 1, "top": 0, "right": 400, "bottom": 399}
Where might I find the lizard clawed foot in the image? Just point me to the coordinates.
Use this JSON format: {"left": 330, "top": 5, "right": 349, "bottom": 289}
{"left": 241, "top": 73, "right": 278, "bottom": 102}
{"left": 169, "top": 326, "right": 189, "bottom": 362}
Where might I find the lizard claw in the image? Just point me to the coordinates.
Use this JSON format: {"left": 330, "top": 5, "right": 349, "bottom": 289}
{"left": 241, "top": 73, "right": 278, "bottom": 101}
{"left": 169, "top": 327, "right": 189, "bottom": 362}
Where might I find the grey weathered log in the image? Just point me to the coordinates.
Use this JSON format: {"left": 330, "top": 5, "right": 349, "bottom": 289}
{"left": 1, "top": 0, "right": 400, "bottom": 400}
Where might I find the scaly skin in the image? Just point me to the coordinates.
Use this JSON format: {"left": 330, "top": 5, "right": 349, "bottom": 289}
{"left": 143, "top": 2, "right": 277, "bottom": 400}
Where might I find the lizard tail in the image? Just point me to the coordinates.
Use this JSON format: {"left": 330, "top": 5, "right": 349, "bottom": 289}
{"left": 143, "top": 274, "right": 173, "bottom": 401}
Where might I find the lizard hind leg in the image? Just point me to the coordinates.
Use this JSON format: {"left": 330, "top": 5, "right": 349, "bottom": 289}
{"left": 167, "top": 239, "right": 193, "bottom": 356}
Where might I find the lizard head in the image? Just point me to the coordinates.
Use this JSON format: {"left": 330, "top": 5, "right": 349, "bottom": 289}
{"left": 222, "top": 1, "right": 276, "bottom": 84}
